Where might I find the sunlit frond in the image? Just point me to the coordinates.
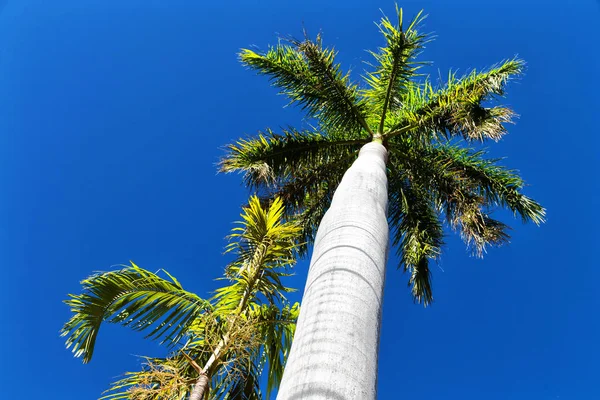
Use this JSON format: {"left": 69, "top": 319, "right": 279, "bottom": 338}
{"left": 212, "top": 357, "right": 262, "bottom": 400}
{"left": 387, "top": 59, "right": 524, "bottom": 141}
{"left": 411, "top": 144, "right": 545, "bottom": 225}
{"left": 363, "top": 7, "right": 429, "bottom": 132}
{"left": 240, "top": 36, "right": 372, "bottom": 136}
{"left": 388, "top": 169, "right": 443, "bottom": 305}
{"left": 61, "top": 263, "right": 210, "bottom": 363}
{"left": 63, "top": 195, "right": 303, "bottom": 398}
{"left": 221, "top": 129, "right": 364, "bottom": 255}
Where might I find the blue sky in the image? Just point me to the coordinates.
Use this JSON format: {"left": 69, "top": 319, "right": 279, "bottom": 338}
{"left": 1, "top": 0, "right": 598, "bottom": 398}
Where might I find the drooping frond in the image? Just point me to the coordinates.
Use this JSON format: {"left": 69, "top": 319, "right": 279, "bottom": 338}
{"left": 413, "top": 144, "right": 545, "bottom": 225}
{"left": 61, "top": 263, "right": 210, "bottom": 363}
{"left": 211, "top": 357, "right": 262, "bottom": 400}
{"left": 248, "top": 302, "right": 300, "bottom": 398}
{"left": 449, "top": 196, "right": 511, "bottom": 257}
{"left": 240, "top": 37, "right": 372, "bottom": 136}
{"left": 390, "top": 142, "right": 543, "bottom": 257}
{"left": 226, "top": 195, "right": 300, "bottom": 267}
{"left": 387, "top": 59, "right": 524, "bottom": 141}
{"left": 63, "top": 196, "right": 302, "bottom": 399}
{"left": 363, "top": 7, "right": 429, "bottom": 132}
{"left": 388, "top": 169, "right": 443, "bottom": 305}
{"left": 220, "top": 128, "right": 366, "bottom": 189}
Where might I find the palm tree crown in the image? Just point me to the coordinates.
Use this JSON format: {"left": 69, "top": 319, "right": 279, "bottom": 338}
{"left": 221, "top": 8, "right": 544, "bottom": 305}
{"left": 61, "top": 196, "right": 301, "bottom": 399}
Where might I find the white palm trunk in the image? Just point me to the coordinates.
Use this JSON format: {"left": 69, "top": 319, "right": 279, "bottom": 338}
{"left": 188, "top": 374, "right": 209, "bottom": 400}
{"left": 277, "top": 142, "right": 389, "bottom": 400}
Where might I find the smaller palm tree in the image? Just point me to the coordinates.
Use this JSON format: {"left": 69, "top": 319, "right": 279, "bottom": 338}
{"left": 61, "top": 196, "right": 301, "bottom": 399}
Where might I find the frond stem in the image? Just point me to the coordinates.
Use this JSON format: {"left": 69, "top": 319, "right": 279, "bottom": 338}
{"left": 201, "top": 240, "right": 270, "bottom": 377}
{"left": 383, "top": 124, "right": 413, "bottom": 139}
{"left": 378, "top": 57, "right": 402, "bottom": 135}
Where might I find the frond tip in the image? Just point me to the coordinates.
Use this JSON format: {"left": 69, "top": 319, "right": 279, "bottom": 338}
{"left": 61, "top": 263, "right": 209, "bottom": 363}
{"left": 389, "top": 177, "right": 443, "bottom": 306}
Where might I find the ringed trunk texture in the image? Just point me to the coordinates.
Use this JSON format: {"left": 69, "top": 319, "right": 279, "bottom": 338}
{"left": 188, "top": 373, "right": 209, "bottom": 400}
{"left": 277, "top": 142, "right": 389, "bottom": 400}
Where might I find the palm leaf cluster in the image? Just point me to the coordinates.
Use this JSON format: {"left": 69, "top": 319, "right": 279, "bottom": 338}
{"left": 61, "top": 196, "right": 301, "bottom": 399}
{"left": 221, "top": 7, "right": 544, "bottom": 305}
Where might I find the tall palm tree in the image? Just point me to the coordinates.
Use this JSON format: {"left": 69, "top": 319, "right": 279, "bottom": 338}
{"left": 221, "top": 8, "right": 545, "bottom": 400}
{"left": 61, "top": 196, "right": 301, "bottom": 399}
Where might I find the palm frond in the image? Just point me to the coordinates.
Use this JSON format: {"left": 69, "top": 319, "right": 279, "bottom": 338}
{"left": 415, "top": 144, "right": 545, "bottom": 224}
{"left": 449, "top": 196, "right": 511, "bottom": 257}
{"left": 388, "top": 172, "right": 443, "bottom": 305}
{"left": 241, "top": 37, "right": 372, "bottom": 136}
{"left": 248, "top": 302, "right": 299, "bottom": 398}
{"left": 363, "top": 7, "right": 429, "bottom": 132}
{"left": 213, "top": 196, "right": 301, "bottom": 314}
{"left": 61, "top": 263, "right": 210, "bottom": 363}
{"left": 211, "top": 357, "right": 262, "bottom": 400}
{"left": 220, "top": 128, "right": 366, "bottom": 189}
{"left": 388, "top": 59, "right": 524, "bottom": 141}
{"left": 391, "top": 142, "right": 542, "bottom": 256}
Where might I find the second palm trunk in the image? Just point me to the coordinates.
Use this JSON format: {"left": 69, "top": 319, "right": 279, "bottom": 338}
{"left": 277, "top": 142, "right": 389, "bottom": 400}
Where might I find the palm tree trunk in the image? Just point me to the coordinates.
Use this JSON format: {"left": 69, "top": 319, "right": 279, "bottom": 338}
{"left": 276, "top": 142, "right": 389, "bottom": 400}
{"left": 189, "top": 373, "right": 209, "bottom": 400}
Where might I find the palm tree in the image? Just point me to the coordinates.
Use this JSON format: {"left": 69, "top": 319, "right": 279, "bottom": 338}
{"left": 220, "top": 8, "right": 545, "bottom": 400}
{"left": 61, "top": 196, "right": 301, "bottom": 399}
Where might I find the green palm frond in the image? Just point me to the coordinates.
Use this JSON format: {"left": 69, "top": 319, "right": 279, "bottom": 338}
{"left": 221, "top": 129, "right": 364, "bottom": 254}
{"left": 226, "top": 195, "right": 301, "bottom": 267}
{"left": 63, "top": 196, "right": 303, "bottom": 398}
{"left": 393, "top": 142, "right": 542, "bottom": 257}
{"left": 212, "top": 357, "right": 262, "bottom": 400}
{"left": 248, "top": 302, "right": 299, "bottom": 398}
{"left": 388, "top": 59, "right": 523, "bottom": 141}
{"left": 388, "top": 173, "right": 443, "bottom": 305}
{"left": 363, "top": 7, "right": 429, "bottom": 132}
{"left": 61, "top": 263, "right": 210, "bottom": 363}
{"left": 220, "top": 128, "right": 366, "bottom": 188}
{"left": 240, "top": 38, "right": 372, "bottom": 136}
{"left": 208, "top": 303, "right": 299, "bottom": 399}
{"left": 411, "top": 144, "right": 545, "bottom": 225}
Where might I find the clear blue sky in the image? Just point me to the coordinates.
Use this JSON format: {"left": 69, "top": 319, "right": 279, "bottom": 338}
{"left": 1, "top": 0, "right": 598, "bottom": 398}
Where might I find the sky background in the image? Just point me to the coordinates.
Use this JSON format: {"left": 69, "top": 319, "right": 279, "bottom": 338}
{"left": 1, "top": 0, "right": 599, "bottom": 398}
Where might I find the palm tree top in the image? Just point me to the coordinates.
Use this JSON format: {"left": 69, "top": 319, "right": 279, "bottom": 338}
{"left": 221, "top": 7, "right": 545, "bottom": 305}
